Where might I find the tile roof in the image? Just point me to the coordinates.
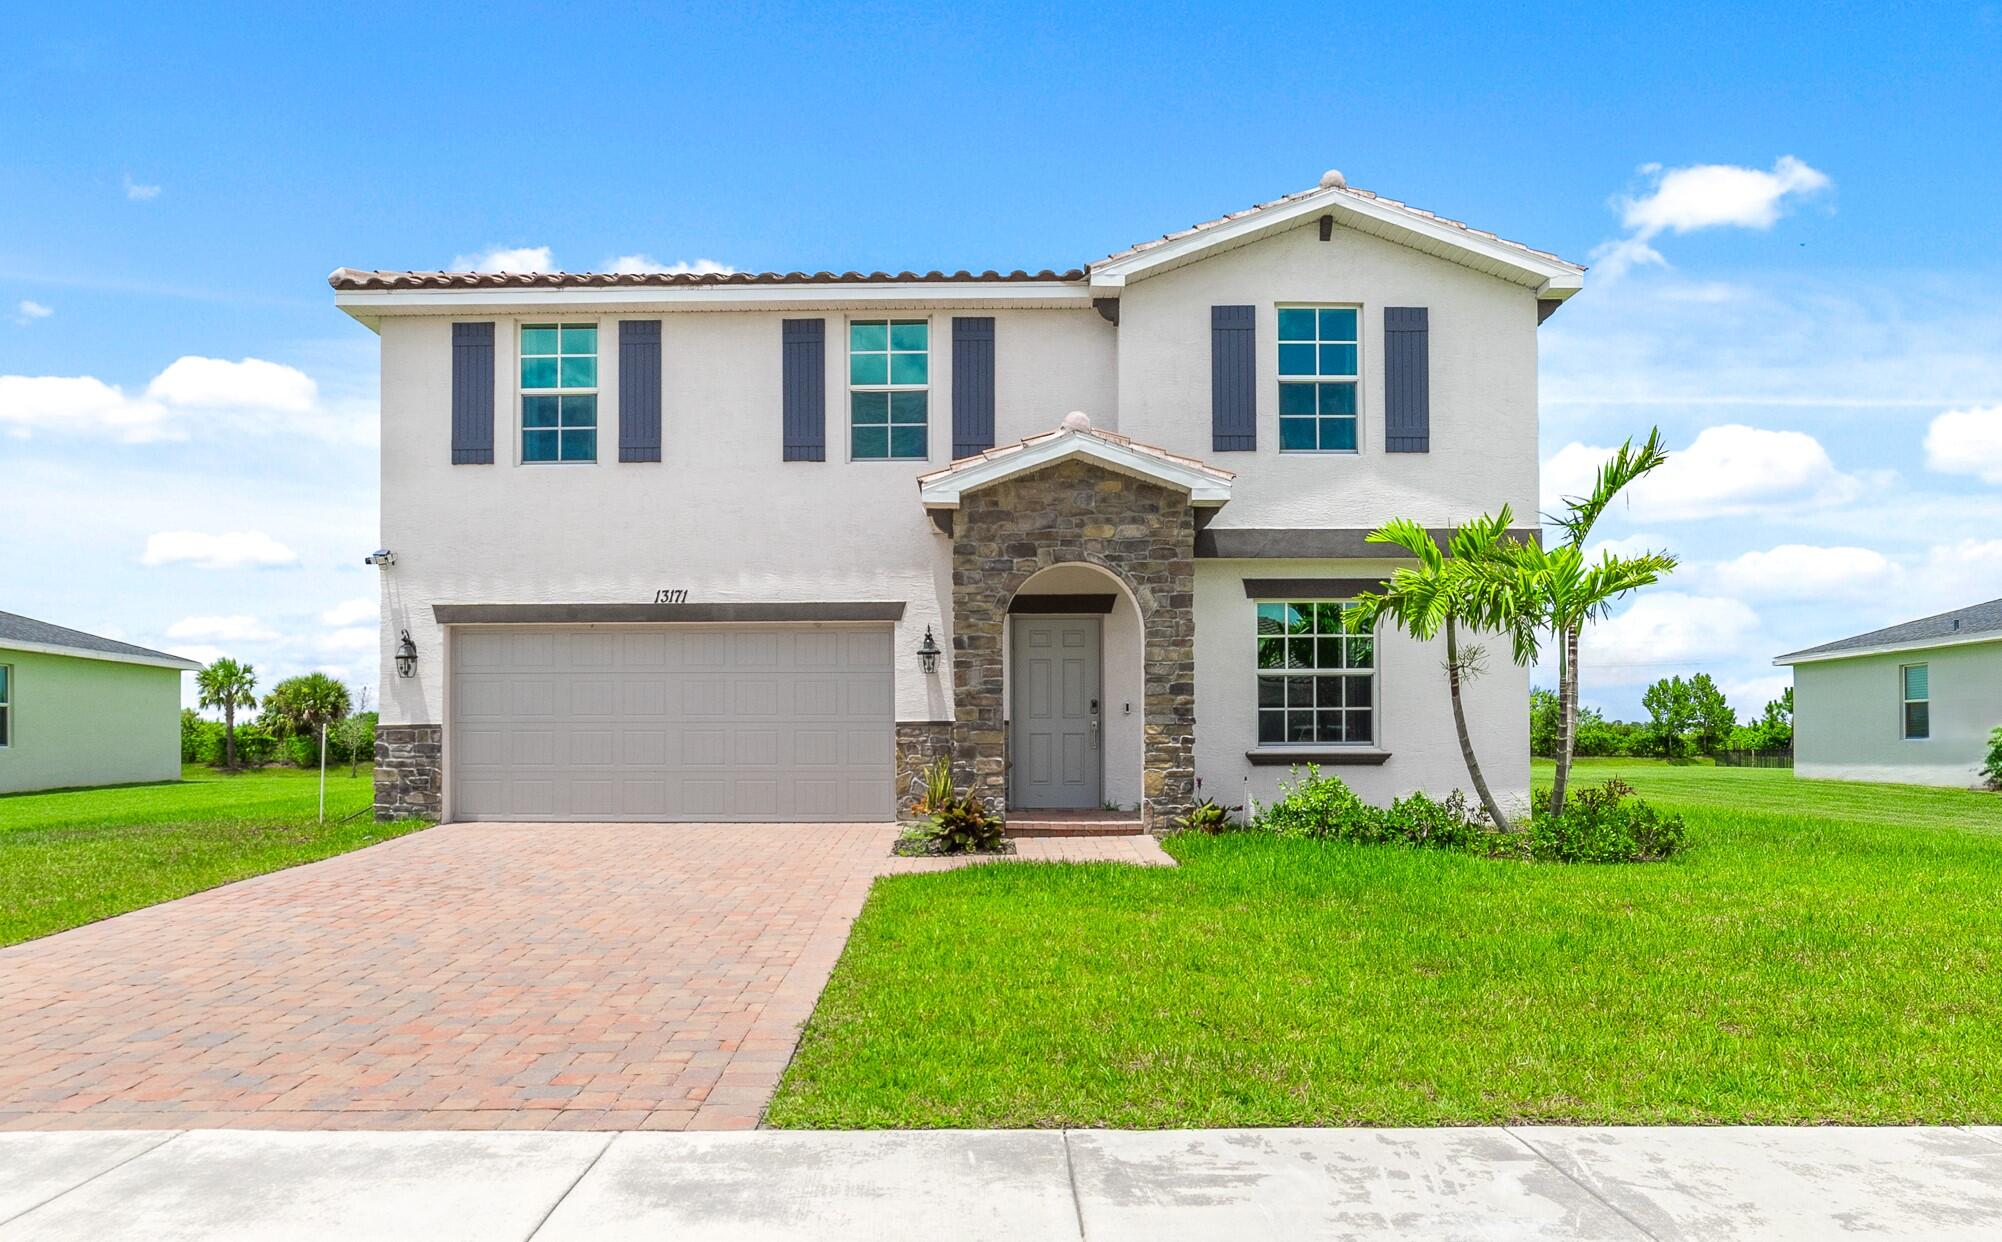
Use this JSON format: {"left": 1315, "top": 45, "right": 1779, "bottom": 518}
{"left": 330, "top": 176, "right": 1579, "bottom": 293}
{"left": 1777, "top": 598, "right": 2002, "bottom": 662}
{"left": 0, "top": 610, "right": 202, "bottom": 669}
{"left": 917, "top": 420, "right": 1235, "bottom": 488}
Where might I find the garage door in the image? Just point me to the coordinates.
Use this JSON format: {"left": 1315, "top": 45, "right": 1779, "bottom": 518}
{"left": 449, "top": 625, "right": 894, "bottom": 822}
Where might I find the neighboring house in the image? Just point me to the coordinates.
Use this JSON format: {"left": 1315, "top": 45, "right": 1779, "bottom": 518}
{"left": 0, "top": 611, "right": 203, "bottom": 795}
{"left": 334, "top": 170, "right": 1583, "bottom": 827}
{"left": 1775, "top": 599, "right": 2002, "bottom": 788}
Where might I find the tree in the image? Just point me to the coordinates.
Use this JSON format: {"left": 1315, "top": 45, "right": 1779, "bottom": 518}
{"left": 195, "top": 658, "right": 258, "bottom": 770}
{"left": 1688, "top": 674, "right": 1735, "bottom": 756}
{"left": 261, "top": 673, "right": 353, "bottom": 760}
{"left": 1353, "top": 507, "right": 1535, "bottom": 831}
{"left": 1477, "top": 429, "right": 1677, "bottom": 813}
{"left": 1642, "top": 676, "right": 1697, "bottom": 758}
{"left": 331, "top": 687, "right": 375, "bottom": 777}
{"left": 1529, "top": 688, "right": 1561, "bottom": 757}
{"left": 1758, "top": 687, "right": 1795, "bottom": 750}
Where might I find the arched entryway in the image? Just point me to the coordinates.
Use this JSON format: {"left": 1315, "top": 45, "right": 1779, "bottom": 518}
{"left": 1006, "top": 562, "right": 1146, "bottom": 812}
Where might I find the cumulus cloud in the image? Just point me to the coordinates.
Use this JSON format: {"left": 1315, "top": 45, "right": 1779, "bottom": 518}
{"left": 451, "top": 245, "right": 553, "bottom": 273}
{"left": 1590, "top": 156, "right": 1831, "bottom": 278}
{"left": 1708, "top": 544, "right": 1903, "bottom": 602}
{"left": 1542, "top": 424, "right": 1858, "bottom": 522}
{"left": 320, "top": 626, "right": 378, "bottom": 652}
{"left": 0, "top": 355, "right": 365, "bottom": 444}
{"left": 1924, "top": 405, "right": 2002, "bottom": 484}
{"left": 146, "top": 356, "right": 317, "bottom": 412}
{"left": 14, "top": 300, "right": 52, "bottom": 325}
{"left": 170, "top": 643, "right": 228, "bottom": 668}
{"left": 0, "top": 375, "right": 175, "bottom": 441}
{"left": 320, "top": 598, "right": 377, "bottom": 626}
{"left": 605, "top": 254, "right": 736, "bottom": 276}
{"left": 166, "top": 614, "right": 279, "bottom": 642}
{"left": 1579, "top": 591, "right": 1763, "bottom": 684}
{"left": 123, "top": 174, "right": 161, "bottom": 201}
{"left": 141, "top": 530, "right": 298, "bottom": 570}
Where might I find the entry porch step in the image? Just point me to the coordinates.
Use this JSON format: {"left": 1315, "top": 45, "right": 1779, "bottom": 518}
{"left": 1004, "top": 810, "right": 1146, "bottom": 838}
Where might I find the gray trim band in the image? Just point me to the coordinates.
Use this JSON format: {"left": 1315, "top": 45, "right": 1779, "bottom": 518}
{"left": 433, "top": 602, "right": 907, "bottom": 625}
{"left": 1008, "top": 593, "right": 1116, "bottom": 615}
{"left": 1246, "top": 748, "right": 1392, "bottom": 766}
{"left": 1242, "top": 577, "right": 1384, "bottom": 599}
{"left": 1199, "top": 527, "right": 1541, "bottom": 558}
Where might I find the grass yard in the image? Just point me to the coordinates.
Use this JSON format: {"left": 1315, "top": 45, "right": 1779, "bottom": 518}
{"left": 0, "top": 764, "right": 427, "bottom": 947}
{"left": 769, "top": 759, "right": 2002, "bottom": 1128}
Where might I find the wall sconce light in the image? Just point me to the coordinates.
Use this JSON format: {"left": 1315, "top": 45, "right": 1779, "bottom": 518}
{"left": 915, "top": 626, "right": 941, "bottom": 675}
{"left": 394, "top": 629, "right": 419, "bottom": 679}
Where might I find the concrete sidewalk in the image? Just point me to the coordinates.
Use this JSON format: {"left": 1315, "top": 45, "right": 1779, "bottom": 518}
{"left": 3, "top": 1126, "right": 2000, "bottom": 1239}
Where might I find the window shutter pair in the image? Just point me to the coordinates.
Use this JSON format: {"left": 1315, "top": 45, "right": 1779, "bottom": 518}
{"left": 1207, "top": 305, "right": 1430, "bottom": 452}
{"left": 448, "top": 320, "right": 663, "bottom": 463}
{"left": 780, "top": 316, "right": 996, "bottom": 461}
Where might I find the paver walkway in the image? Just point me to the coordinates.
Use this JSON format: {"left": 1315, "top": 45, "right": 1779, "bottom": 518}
{"left": 0, "top": 823, "right": 1168, "bottom": 1133}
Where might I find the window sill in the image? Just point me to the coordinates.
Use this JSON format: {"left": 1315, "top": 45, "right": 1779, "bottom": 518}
{"left": 1245, "top": 747, "right": 1391, "bottom": 766}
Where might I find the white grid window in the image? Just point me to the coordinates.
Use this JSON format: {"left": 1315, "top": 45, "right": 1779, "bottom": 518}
{"left": 849, "top": 319, "right": 928, "bottom": 460}
{"left": 1256, "top": 602, "right": 1375, "bottom": 745}
{"left": 0, "top": 663, "right": 10, "bottom": 748}
{"left": 1902, "top": 663, "right": 1929, "bottom": 740}
{"left": 1277, "top": 306, "right": 1360, "bottom": 452}
{"left": 520, "top": 323, "right": 598, "bottom": 463}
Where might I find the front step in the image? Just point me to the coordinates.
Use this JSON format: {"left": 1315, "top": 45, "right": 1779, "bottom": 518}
{"left": 1005, "top": 813, "right": 1146, "bottom": 838}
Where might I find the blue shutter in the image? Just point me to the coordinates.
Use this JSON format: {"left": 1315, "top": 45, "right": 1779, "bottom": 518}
{"left": 782, "top": 318, "right": 825, "bottom": 462}
{"left": 1384, "top": 306, "right": 1430, "bottom": 453}
{"left": 951, "top": 316, "right": 996, "bottom": 458}
{"left": 1210, "top": 305, "right": 1256, "bottom": 452}
{"left": 619, "top": 319, "right": 662, "bottom": 462}
{"left": 450, "top": 322, "right": 495, "bottom": 464}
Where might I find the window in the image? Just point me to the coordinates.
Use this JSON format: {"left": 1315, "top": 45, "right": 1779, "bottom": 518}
{"left": 0, "top": 663, "right": 10, "bottom": 748}
{"left": 849, "top": 319, "right": 928, "bottom": 460}
{"left": 1902, "top": 663, "right": 1929, "bottom": 740}
{"left": 1256, "top": 602, "right": 1375, "bottom": 745}
{"left": 520, "top": 323, "right": 598, "bottom": 462}
{"left": 1277, "top": 306, "right": 1360, "bottom": 452}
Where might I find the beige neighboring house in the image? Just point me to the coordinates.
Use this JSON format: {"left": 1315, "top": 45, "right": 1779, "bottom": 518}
{"left": 0, "top": 611, "right": 204, "bottom": 795}
{"left": 1775, "top": 598, "right": 2002, "bottom": 788}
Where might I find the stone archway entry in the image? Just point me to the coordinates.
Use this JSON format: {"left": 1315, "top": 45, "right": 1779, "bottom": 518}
{"left": 918, "top": 420, "right": 1231, "bottom": 830}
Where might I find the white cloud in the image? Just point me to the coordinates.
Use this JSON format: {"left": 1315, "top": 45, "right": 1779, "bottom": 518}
{"left": 320, "top": 598, "right": 377, "bottom": 626}
{"left": 1590, "top": 156, "right": 1831, "bottom": 279}
{"left": 141, "top": 530, "right": 298, "bottom": 570}
{"left": 451, "top": 245, "right": 553, "bottom": 273}
{"left": 1914, "top": 538, "right": 2002, "bottom": 611}
{"left": 320, "top": 626, "right": 377, "bottom": 652}
{"left": 1721, "top": 673, "right": 1793, "bottom": 714}
{"left": 123, "top": 174, "right": 161, "bottom": 201}
{"left": 1708, "top": 544, "right": 1903, "bottom": 602}
{"left": 0, "top": 375, "right": 174, "bottom": 441}
{"left": 605, "top": 254, "right": 736, "bottom": 276}
{"left": 14, "top": 300, "right": 52, "bottom": 325}
{"left": 166, "top": 614, "right": 279, "bottom": 642}
{"left": 146, "top": 356, "right": 317, "bottom": 413}
{"left": 1924, "top": 405, "right": 2002, "bottom": 484}
{"left": 1578, "top": 591, "right": 1762, "bottom": 684}
{"left": 170, "top": 643, "right": 227, "bottom": 668}
{"left": 1542, "top": 424, "right": 1858, "bottom": 522}
{"left": 1583, "top": 531, "right": 1676, "bottom": 562}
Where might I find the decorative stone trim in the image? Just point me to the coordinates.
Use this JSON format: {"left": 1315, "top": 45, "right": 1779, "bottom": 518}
{"left": 375, "top": 724, "right": 442, "bottom": 821}
{"left": 894, "top": 721, "right": 955, "bottom": 818}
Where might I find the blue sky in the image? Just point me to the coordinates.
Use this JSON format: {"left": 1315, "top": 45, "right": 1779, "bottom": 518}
{"left": 4, "top": 2, "right": 2000, "bottom": 719}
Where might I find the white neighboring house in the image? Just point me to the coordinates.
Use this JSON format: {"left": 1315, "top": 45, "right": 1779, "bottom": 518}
{"left": 334, "top": 170, "right": 1584, "bottom": 828}
{"left": 1775, "top": 599, "right": 2002, "bottom": 788}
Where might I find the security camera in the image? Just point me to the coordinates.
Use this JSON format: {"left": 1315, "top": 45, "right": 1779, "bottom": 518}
{"left": 364, "top": 549, "right": 396, "bottom": 567}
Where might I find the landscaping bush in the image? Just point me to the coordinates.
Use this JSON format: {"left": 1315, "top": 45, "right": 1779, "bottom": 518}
{"left": 1176, "top": 798, "right": 1239, "bottom": 834}
{"left": 1985, "top": 726, "right": 2002, "bottom": 791}
{"left": 895, "top": 758, "right": 1011, "bottom": 856}
{"left": 227, "top": 723, "right": 278, "bottom": 768}
{"left": 180, "top": 710, "right": 223, "bottom": 763}
{"left": 1248, "top": 767, "right": 1683, "bottom": 864}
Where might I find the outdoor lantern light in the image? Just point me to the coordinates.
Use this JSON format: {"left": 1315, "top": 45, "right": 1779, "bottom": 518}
{"left": 394, "top": 629, "right": 418, "bottom": 679}
{"left": 916, "top": 626, "right": 941, "bottom": 675}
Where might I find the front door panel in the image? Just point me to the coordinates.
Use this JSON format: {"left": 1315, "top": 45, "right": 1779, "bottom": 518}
{"left": 1010, "top": 617, "right": 1102, "bottom": 809}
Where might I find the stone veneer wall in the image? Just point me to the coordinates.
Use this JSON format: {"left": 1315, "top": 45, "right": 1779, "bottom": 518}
{"left": 893, "top": 721, "right": 956, "bottom": 818}
{"left": 375, "top": 723, "right": 442, "bottom": 821}
{"left": 950, "top": 458, "right": 1197, "bottom": 831}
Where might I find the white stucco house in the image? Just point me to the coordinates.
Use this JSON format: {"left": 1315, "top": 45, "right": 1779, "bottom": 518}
{"left": 1776, "top": 598, "right": 2002, "bottom": 788}
{"left": 334, "top": 170, "right": 1583, "bottom": 828}
{"left": 0, "top": 611, "right": 202, "bottom": 795}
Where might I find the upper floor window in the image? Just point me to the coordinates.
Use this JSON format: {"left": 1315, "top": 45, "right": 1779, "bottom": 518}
{"left": 520, "top": 323, "right": 598, "bottom": 463}
{"left": 0, "top": 663, "right": 11, "bottom": 747}
{"left": 1277, "top": 306, "right": 1359, "bottom": 452}
{"left": 1901, "top": 663, "right": 1929, "bottom": 739}
{"left": 849, "top": 319, "right": 928, "bottom": 460}
{"left": 1256, "top": 601, "right": 1374, "bottom": 745}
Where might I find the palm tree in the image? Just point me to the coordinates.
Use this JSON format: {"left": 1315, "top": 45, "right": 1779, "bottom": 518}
{"left": 195, "top": 658, "right": 258, "bottom": 770}
{"left": 1352, "top": 507, "right": 1533, "bottom": 831}
{"left": 262, "top": 672, "right": 353, "bottom": 748}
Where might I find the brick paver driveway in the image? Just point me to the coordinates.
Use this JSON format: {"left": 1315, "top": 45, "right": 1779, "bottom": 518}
{"left": 0, "top": 823, "right": 907, "bottom": 1132}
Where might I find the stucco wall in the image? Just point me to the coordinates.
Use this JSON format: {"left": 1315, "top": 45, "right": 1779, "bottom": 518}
{"left": 1193, "top": 559, "right": 1531, "bottom": 816}
{"left": 1115, "top": 219, "right": 1541, "bottom": 529}
{"left": 1794, "top": 642, "right": 2000, "bottom": 787}
{"left": 0, "top": 650, "right": 185, "bottom": 794}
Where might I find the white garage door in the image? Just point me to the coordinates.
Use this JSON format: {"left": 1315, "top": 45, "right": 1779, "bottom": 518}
{"left": 449, "top": 625, "right": 894, "bottom": 822}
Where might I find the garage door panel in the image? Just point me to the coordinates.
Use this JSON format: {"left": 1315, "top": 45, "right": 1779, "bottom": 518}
{"left": 452, "top": 625, "right": 894, "bottom": 822}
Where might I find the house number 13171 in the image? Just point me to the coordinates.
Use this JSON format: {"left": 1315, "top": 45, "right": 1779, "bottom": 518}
{"left": 653, "top": 589, "right": 689, "bottom": 604}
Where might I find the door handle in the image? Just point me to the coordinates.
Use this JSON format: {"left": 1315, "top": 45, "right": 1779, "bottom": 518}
{"left": 1089, "top": 698, "right": 1100, "bottom": 749}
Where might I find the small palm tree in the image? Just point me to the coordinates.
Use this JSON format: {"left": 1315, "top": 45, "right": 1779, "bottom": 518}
{"left": 195, "top": 658, "right": 259, "bottom": 770}
{"left": 263, "top": 672, "right": 353, "bottom": 757}
{"left": 1352, "top": 507, "right": 1532, "bottom": 831}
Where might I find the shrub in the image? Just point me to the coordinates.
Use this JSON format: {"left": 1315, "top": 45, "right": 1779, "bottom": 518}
{"left": 1176, "top": 798, "right": 1239, "bottom": 835}
{"left": 896, "top": 759, "right": 1009, "bottom": 855}
{"left": 227, "top": 723, "right": 278, "bottom": 767}
{"left": 180, "top": 710, "right": 223, "bottom": 763}
{"left": 1527, "top": 778, "right": 1687, "bottom": 863}
{"left": 1985, "top": 727, "right": 2002, "bottom": 791}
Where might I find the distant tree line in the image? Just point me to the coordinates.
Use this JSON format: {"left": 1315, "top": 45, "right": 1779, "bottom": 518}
{"left": 1531, "top": 681, "right": 1792, "bottom": 760}
{"left": 185, "top": 660, "right": 376, "bottom": 773}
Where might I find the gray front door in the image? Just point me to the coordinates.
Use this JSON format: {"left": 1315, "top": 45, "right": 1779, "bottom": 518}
{"left": 1009, "top": 616, "right": 1102, "bottom": 809}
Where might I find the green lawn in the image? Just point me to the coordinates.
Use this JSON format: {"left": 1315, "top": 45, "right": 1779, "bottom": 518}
{"left": 0, "top": 764, "right": 428, "bottom": 947}
{"left": 769, "top": 759, "right": 2002, "bottom": 1128}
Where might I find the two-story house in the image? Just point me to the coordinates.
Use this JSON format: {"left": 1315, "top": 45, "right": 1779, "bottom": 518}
{"left": 335, "top": 171, "right": 1581, "bottom": 828}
